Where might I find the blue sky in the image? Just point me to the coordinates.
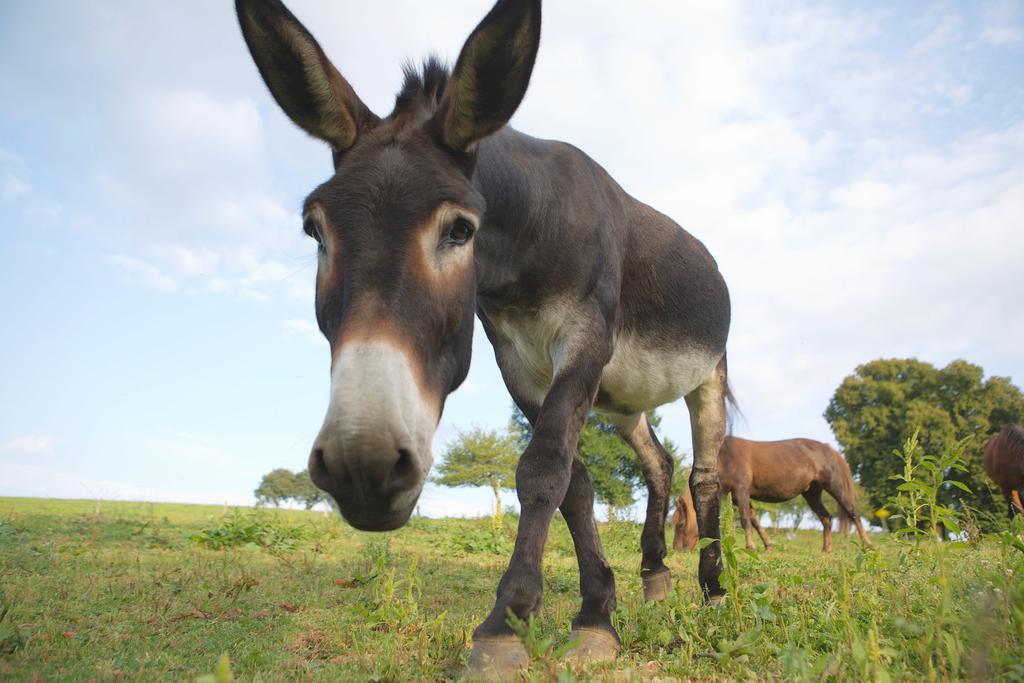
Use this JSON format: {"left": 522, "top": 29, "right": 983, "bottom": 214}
{"left": 1, "top": 1, "right": 1022, "bottom": 518}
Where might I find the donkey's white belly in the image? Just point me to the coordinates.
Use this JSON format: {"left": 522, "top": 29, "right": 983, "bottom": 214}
{"left": 599, "top": 333, "right": 721, "bottom": 413}
{"left": 488, "top": 306, "right": 721, "bottom": 414}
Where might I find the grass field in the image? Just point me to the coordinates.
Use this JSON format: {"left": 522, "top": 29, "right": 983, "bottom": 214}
{"left": 1, "top": 497, "right": 1022, "bottom": 681}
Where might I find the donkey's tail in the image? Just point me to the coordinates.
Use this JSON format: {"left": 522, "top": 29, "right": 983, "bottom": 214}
{"left": 721, "top": 353, "right": 744, "bottom": 435}
{"left": 833, "top": 447, "right": 858, "bottom": 526}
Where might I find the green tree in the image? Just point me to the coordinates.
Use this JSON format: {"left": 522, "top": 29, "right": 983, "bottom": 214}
{"left": 824, "top": 358, "right": 1024, "bottom": 523}
{"left": 575, "top": 418, "right": 641, "bottom": 521}
{"left": 254, "top": 468, "right": 299, "bottom": 508}
{"left": 433, "top": 427, "right": 519, "bottom": 519}
{"left": 293, "top": 469, "right": 329, "bottom": 510}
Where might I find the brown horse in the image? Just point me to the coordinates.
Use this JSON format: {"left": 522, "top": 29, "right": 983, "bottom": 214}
{"left": 983, "top": 424, "right": 1024, "bottom": 519}
{"left": 236, "top": 0, "right": 732, "bottom": 676}
{"left": 673, "top": 436, "right": 871, "bottom": 553}
{"left": 672, "top": 482, "right": 699, "bottom": 551}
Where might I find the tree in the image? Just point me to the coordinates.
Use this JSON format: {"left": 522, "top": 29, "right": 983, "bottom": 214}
{"left": 254, "top": 468, "right": 299, "bottom": 507}
{"left": 293, "top": 469, "right": 329, "bottom": 510}
{"left": 510, "top": 405, "right": 682, "bottom": 521}
{"left": 824, "top": 358, "right": 1024, "bottom": 524}
{"left": 254, "top": 468, "right": 332, "bottom": 510}
{"left": 433, "top": 427, "right": 519, "bottom": 519}
{"left": 575, "top": 417, "right": 642, "bottom": 520}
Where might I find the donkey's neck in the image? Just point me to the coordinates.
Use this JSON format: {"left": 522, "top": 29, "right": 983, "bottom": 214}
{"left": 470, "top": 127, "right": 627, "bottom": 309}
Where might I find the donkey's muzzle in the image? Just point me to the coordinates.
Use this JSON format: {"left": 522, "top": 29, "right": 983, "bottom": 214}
{"left": 311, "top": 340, "right": 438, "bottom": 530}
{"left": 309, "top": 441, "right": 424, "bottom": 531}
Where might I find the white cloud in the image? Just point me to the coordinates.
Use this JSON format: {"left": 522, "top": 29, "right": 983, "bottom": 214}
{"left": 107, "top": 253, "right": 178, "bottom": 292}
{"left": 831, "top": 180, "right": 902, "bottom": 212}
{"left": 0, "top": 459, "right": 255, "bottom": 506}
{"left": 282, "top": 318, "right": 324, "bottom": 347}
{"left": 1, "top": 173, "right": 30, "bottom": 201}
{"left": 147, "top": 436, "right": 244, "bottom": 469}
{"left": 160, "top": 244, "right": 220, "bottom": 277}
{"left": 142, "top": 89, "right": 263, "bottom": 159}
{"left": 0, "top": 434, "right": 55, "bottom": 456}
{"left": 980, "top": 0, "right": 1024, "bottom": 46}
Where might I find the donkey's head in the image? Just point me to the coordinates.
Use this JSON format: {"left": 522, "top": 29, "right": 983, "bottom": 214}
{"left": 237, "top": 0, "right": 540, "bottom": 530}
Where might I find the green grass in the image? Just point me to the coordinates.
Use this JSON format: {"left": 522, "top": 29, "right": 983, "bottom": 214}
{"left": 1, "top": 497, "right": 1022, "bottom": 681}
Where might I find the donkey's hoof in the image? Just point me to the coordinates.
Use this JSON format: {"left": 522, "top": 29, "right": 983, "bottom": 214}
{"left": 564, "top": 627, "right": 620, "bottom": 665}
{"left": 642, "top": 568, "right": 673, "bottom": 601}
{"left": 466, "top": 636, "right": 528, "bottom": 681}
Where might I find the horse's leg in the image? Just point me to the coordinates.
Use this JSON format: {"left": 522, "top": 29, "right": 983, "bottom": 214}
{"left": 731, "top": 488, "right": 757, "bottom": 551}
{"left": 468, "top": 323, "right": 611, "bottom": 677}
{"left": 1003, "top": 488, "right": 1015, "bottom": 519}
{"left": 684, "top": 358, "right": 728, "bottom": 602}
{"left": 822, "top": 481, "right": 873, "bottom": 547}
{"left": 558, "top": 453, "right": 620, "bottom": 663}
{"left": 614, "top": 412, "right": 674, "bottom": 601}
{"left": 1010, "top": 489, "right": 1024, "bottom": 517}
{"left": 749, "top": 508, "right": 773, "bottom": 550}
{"left": 671, "top": 498, "right": 687, "bottom": 551}
{"left": 802, "top": 487, "right": 833, "bottom": 553}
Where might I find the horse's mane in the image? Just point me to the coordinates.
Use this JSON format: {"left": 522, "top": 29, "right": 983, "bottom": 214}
{"left": 394, "top": 55, "right": 451, "bottom": 116}
{"left": 1002, "top": 423, "right": 1024, "bottom": 455}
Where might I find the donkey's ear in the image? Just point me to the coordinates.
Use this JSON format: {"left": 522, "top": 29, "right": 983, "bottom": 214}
{"left": 434, "top": 0, "right": 541, "bottom": 152}
{"left": 236, "top": 0, "right": 377, "bottom": 152}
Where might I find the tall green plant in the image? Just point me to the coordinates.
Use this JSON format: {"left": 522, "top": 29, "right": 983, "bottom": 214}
{"left": 888, "top": 429, "right": 972, "bottom": 539}
{"left": 886, "top": 430, "right": 975, "bottom": 679}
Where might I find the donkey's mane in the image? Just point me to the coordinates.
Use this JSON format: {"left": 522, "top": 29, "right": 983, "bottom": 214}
{"left": 394, "top": 55, "right": 451, "bottom": 116}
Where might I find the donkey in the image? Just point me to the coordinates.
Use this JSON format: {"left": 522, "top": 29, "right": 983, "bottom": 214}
{"left": 236, "top": 0, "right": 731, "bottom": 675}
{"left": 674, "top": 436, "right": 872, "bottom": 553}
{"left": 984, "top": 424, "right": 1024, "bottom": 520}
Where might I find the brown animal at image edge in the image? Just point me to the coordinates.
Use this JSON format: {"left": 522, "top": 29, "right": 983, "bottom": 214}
{"left": 984, "top": 424, "right": 1024, "bottom": 519}
{"left": 673, "top": 437, "right": 872, "bottom": 553}
{"left": 236, "top": 0, "right": 733, "bottom": 677}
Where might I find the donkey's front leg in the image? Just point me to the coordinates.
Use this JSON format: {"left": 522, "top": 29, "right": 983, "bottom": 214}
{"left": 468, "top": 332, "right": 611, "bottom": 678}
{"left": 558, "top": 454, "right": 620, "bottom": 665}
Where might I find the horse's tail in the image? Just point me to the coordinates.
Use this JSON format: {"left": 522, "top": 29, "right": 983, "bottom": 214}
{"left": 671, "top": 496, "right": 684, "bottom": 528}
{"left": 833, "top": 447, "right": 857, "bottom": 526}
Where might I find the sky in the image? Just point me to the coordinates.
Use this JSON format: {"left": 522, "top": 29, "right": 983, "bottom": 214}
{"left": 1, "top": 1, "right": 1022, "bottom": 520}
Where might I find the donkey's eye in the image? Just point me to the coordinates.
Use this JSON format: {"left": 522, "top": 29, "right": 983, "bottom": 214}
{"left": 446, "top": 217, "right": 475, "bottom": 246}
{"left": 304, "top": 219, "right": 325, "bottom": 249}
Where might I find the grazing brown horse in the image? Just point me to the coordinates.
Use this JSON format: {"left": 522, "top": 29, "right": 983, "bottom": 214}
{"left": 236, "top": 0, "right": 732, "bottom": 676}
{"left": 983, "top": 424, "right": 1024, "bottom": 519}
{"left": 673, "top": 436, "right": 871, "bottom": 553}
{"left": 672, "top": 481, "right": 699, "bottom": 551}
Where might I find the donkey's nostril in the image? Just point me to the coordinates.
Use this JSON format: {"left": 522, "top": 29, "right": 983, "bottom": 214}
{"left": 310, "top": 447, "right": 329, "bottom": 483}
{"left": 389, "top": 448, "right": 418, "bottom": 492}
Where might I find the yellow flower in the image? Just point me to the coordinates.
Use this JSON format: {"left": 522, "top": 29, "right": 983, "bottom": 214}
{"left": 874, "top": 508, "right": 891, "bottom": 520}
